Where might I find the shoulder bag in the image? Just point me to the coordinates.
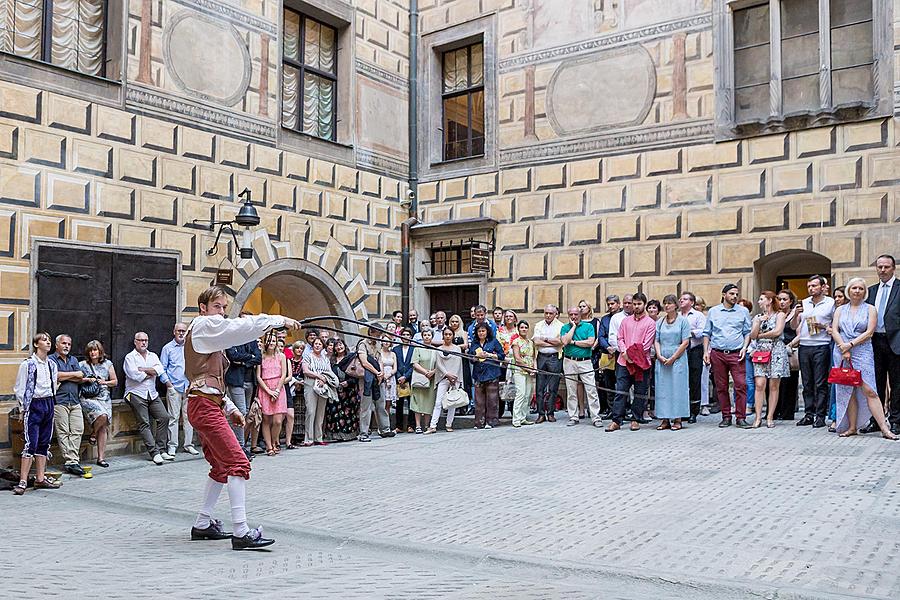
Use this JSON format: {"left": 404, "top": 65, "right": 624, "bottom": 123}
{"left": 411, "top": 369, "right": 430, "bottom": 388}
{"left": 343, "top": 342, "right": 366, "bottom": 379}
{"left": 442, "top": 381, "right": 469, "bottom": 410}
{"left": 827, "top": 359, "right": 862, "bottom": 387}
{"left": 751, "top": 350, "right": 771, "bottom": 364}
{"left": 79, "top": 364, "right": 102, "bottom": 399}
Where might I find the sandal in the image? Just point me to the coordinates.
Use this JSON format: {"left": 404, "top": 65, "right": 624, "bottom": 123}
{"left": 286, "top": 444, "right": 298, "bottom": 450}
{"left": 96, "top": 459, "right": 109, "bottom": 468}
{"left": 839, "top": 430, "right": 857, "bottom": 438}
{"left": 445, "top": 427, "right": 454, "bottom": 432}
{"left": 406, "top": 427, "right": 414, "bottom": 433}
{"left": 266, "top": 449, "right": 276, "bottom": 456}
{"left": 89, "top": 436, "right": 97, "bottom": 446}
{"left": 415, "top": 427, "right": 423, "bottom": 434}
{"left": 671, "top": 421, "right": 683, "bottom": 431}
{"left": 423, "top": 428, "right": 437, "bottom": 435}
{"left": 656, "top": 420, "right": 671, "bottom": 431}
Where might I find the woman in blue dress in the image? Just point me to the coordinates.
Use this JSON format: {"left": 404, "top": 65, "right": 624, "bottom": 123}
{"left": 830, "top": 278, "right": 897, "bottom": 440}
{"left": 654, "top": 295, "right": 691, "bottom": 430}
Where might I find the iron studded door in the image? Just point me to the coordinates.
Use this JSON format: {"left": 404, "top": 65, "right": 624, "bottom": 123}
{"left": 110, "top": 254, "right": 179, "bottom": 398}
{"left": 36, "top": 246, "right": 113, "bottom": 360}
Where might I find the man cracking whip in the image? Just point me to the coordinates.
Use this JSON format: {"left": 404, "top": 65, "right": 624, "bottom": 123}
{"left": 186, "top": 286, "right": 300, "bottom": 550}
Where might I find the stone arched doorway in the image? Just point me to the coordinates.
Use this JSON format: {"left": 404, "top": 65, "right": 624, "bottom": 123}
{"left": 230, "top": 258, "right": 358, "bottom": 338}
{"left": 754, "top": 250, "right": 833, "bottom": 299}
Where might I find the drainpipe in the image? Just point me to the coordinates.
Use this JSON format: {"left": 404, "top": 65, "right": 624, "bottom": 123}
{"left": 401, "top": 0, "right": 419, "bottom": 320}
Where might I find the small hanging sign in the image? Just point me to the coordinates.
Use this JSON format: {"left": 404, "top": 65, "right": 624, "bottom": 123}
{"left": 215, "top": 268, "right": 234, "bottom": 286}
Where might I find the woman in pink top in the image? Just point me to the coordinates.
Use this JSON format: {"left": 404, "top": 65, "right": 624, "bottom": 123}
{"left": 256, "top": 331, "right": 289, "bottom": 456}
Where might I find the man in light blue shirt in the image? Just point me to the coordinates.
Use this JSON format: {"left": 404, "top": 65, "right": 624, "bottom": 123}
{"left": 161, "top": 322, "right": 198, "bottom": 455}
{"left": 703, "top": 284, "right": 752, "bottom": 428}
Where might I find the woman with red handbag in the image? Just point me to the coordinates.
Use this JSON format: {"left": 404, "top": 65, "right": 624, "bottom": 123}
{"left": 830, "top": 278, "right": 897, "bottom": 439}
{"left": 750, "top": 291, "right": 789, "bottom": 428}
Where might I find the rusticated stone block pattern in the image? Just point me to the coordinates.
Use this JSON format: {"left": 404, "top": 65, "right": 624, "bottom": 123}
{"left": 0, "top": 81, "right": 406, "bottom": 372}
{"left": 422, "top": 118, "right": 900, "bottom": 314}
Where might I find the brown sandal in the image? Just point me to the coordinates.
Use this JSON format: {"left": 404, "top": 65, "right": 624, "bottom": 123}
{"left": 656, "top": 420, "right": 671, "bottom": 431}
{"left": 671, "top": 420, "right": 683, "bottom": 431}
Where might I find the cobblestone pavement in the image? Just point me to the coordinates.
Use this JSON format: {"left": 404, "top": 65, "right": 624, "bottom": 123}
{"left": 2, "top": 412, "right": 899, "bottom": 599}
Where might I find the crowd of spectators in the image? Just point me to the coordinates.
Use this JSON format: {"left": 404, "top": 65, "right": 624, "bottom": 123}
{"left": 10, "top": 255, "right": 899, "bottom": 494}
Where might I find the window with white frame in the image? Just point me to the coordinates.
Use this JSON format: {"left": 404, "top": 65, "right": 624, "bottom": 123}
{"left": 0, "top": 0, "right": 108, "bottom": 77}
{"left": 715, "top": 0, "right": 891, "bottom": 137}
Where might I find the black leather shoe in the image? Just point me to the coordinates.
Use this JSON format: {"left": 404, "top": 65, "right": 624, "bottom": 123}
{"left": 718, "top": 417, "right": 732, "bottom": 428}
{"left": 231, "top": 527, "right": 275, "bottom": 550}
{"left": 859, "top": 421, "right": 880, "bottom": 434}
{"left": 379, "top": 430, "right": 396, "bottom": 438}
{"left": 735, "top": 419, "right": 751, "bottom": 429}
{"left": 796, "top": 415, "right": 815, "bottom": 426}
{"left": 687, "top": 416, "right": 697, "bottom": 424}
{"left": 191, "top": 519, "right": 231, "bottom": 540}
{"left": 813, "top": 418, "right": 826, "bottom": 428}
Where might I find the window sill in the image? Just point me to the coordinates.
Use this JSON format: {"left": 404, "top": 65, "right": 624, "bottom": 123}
{"left": 278, "top": 126, "right": 355, "bottom": 166}
{"left": 430, "top": 153, "right": 486, "bottom": 167}
{"left": 720, "top": 102, "right": 884, "bottom": 141}
{"left": 0, "top": 52, "right": 122, "bottom": 105}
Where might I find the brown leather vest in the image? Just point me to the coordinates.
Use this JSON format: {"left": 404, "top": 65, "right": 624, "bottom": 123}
{"left": 184, "top": 330, "right": 229, "bottom": 395}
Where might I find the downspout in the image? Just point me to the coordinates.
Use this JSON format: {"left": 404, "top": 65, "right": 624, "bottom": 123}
{"left": 401, "top": 0, "right": 419, "bottom": 320}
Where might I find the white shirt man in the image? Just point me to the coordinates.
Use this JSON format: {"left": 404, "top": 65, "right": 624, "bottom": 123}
{"left": 608, "top": 294, "right": 634, "bottom": 349}
{"left": 123, "top": 332, "right": 173, "bottom": 464}
{"left": 532, "top": 305, "right": 564, "bottom": 422}
{"left": 791, "top": 276, "right": 835, "bottom": 427}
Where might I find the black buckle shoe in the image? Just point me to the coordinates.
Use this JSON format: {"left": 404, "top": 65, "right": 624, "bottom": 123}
{"left": 231, "top": 526, "right": 275, "bottom": 550}
{"left": 859, "top": 421, "right": 880, "bottom": 434}
{"left": 191, "top": 518, "right": 232, "bottom": 540}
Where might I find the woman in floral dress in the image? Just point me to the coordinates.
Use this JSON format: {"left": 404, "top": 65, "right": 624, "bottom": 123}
{"left": 750, "top": 291, "right": 789, "bottom": 428}
{"left": 325, "top": 339, "right": 359, "bottom": 442}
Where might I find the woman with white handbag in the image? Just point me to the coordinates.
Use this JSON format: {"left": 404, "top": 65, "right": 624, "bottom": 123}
{"left": 425, "top": 327, "right": 466, "bottom": 434}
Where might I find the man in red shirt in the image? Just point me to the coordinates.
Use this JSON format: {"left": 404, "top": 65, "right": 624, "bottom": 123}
{"left": 607, "top": 293, "right": 656, "bottom": 431}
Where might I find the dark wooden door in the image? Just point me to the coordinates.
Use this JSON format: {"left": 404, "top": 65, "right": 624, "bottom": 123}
{"left": 36, "top": 245, "right": 178, "bottom": 398}
{"left": 36, "top": 246, "right": 113, "bottom": 359}
{"left": 110, "top": 254, "right": 179, "bottom": 398}
{"left": 429, "top": 285, "right": 480, "bottom": 320}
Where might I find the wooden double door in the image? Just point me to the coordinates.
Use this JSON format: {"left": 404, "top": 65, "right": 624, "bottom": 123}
{"left": 35, "top": 244, "right": 179, "bottom": 398}
{"left": 428, "top": 285, "right": 480, "bottom": 321}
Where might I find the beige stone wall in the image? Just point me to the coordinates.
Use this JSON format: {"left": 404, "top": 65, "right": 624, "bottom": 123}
{"left": 417, "top": 119, "right": 900, "bottom": 313}
{"left": 412, "top": 0, "right": 900, "bottom": 316}
{"left": 0, "top": 0, "right": 412, "bottom": 461}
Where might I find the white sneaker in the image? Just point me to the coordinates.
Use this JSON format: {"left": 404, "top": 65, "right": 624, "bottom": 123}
{"left": 483, "top": 423, "right": 493, "bottom": 429}
{"left": 152, "top": 454, "right": 164, "bottom": 465}
{"left": 700, "top": 406, "right": 710, "bottom": 416}
{"left": 160, "top": 452, "right": 176, "bottom": 461}
{"left": 184, "top": 446, "right": 199, "bottom": 456}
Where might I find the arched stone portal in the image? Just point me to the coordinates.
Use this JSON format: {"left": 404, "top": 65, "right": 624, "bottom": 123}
{"left": 754, "top": 250, "right": 833, "bottom": 300}
{"left": 230, "top": 258, "right": 358, "bottom": 337}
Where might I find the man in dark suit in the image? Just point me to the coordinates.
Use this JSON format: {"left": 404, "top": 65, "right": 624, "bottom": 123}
{"left": 861, "top": 254, "right": 900, "bottom": 435}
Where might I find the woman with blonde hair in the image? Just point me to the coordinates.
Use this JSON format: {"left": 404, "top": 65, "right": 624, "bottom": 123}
{"left": 256, "top": 331, "right": 289, "bottom": 455}
{"left": 830, "top": 277, "right": 897, "bottom": 439}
